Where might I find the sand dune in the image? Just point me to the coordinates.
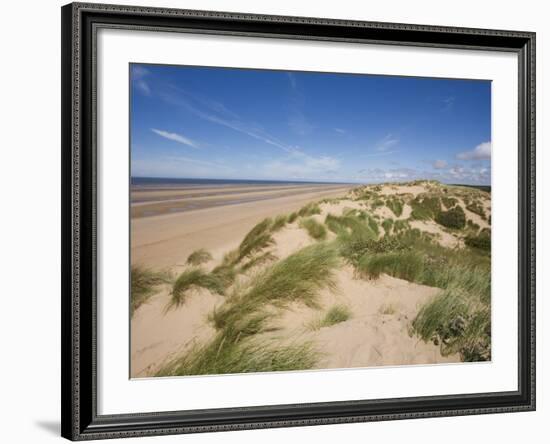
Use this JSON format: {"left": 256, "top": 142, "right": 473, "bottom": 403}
{"left": 131, "top": 180, "right": 491, "bottom": 377}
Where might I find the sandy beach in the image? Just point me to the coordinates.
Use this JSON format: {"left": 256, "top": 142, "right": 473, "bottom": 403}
{"left": 131, "top": 183, "right": 352, "bottom": 269}
{"left": 131, "top": 180, "right": 491, "bottom": 378}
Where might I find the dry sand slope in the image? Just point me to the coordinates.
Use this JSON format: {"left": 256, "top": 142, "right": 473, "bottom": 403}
{"left": 131, "top": 181, "right": 492, "bottom": 377}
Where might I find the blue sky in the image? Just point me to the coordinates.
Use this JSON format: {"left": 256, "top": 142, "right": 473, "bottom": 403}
{"left": 130, "top": 64, "right": 491, "bottom": 184}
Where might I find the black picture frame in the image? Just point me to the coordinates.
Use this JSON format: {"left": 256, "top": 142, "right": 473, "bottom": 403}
{"left": 61, "top": 2, "right": 536, "bottom": 440}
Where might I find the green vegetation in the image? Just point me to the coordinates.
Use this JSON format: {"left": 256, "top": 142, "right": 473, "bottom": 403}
{"left": 435, "top": 206, "right": 466, "bottom": 229}
{"left": 212, "top": 243, "right": 339, "bottom": 333}
{"left": 466, "top": 201, "right": 487, "bottom": 220}
{"left": 240, "top": 251, "right": 278, "bottom": 272}
{"left": 158, "top": 243, "right": 340, "bottom": 376}
{"left": 287, "top": 212, "right": 298, "bottom": 223}
{"left": 340, "top": 236, "right": 409, "bottom": 267}
{"left": 393, "top": 219, "right": 410, "bottom": 234}
{"left": 156, "top": 336, "right": 318, "bottom": 377}
{"left": 340, "top": 225, "right": 491, "bottom": 361}
{"left": 386, "top": 198, "right": 404, "bottom": 217}
{"left": 441, "top": 197, "right": 458, "bottom": 209}
{"left": 300, "top": 217, "right": 328, "bottom": 240}
{"left": 308, "top": 304, "right": 351, "bottom": 330}
{"left": 130, "top": 266, "right": 170, "bottom": 316}
{"left": 271, "top": 214, "right": 288, "bottom": 232}
{"left": 465, "top": 231, "right": 491, "bottom": 252}
{"left": 298, "top": 202, "right": 321, "bottom": 217}
{"left": 186, "top": 248, "right": 213, "bottom": 266}
{"left": 210, "top": 263, "right": 237, "bottom": 288}
{"left": 356, "top": 251, "right": 423, "bottom": 281}
{"left": 413, "top": 271, "right": 490, "bottom": 361}
{"left": 237, "top": 218, "right": 274, "bottom": 260}
{"left": 371, "top": 199, "right": 384, "bottom": 209}
{"left": 168, "top": 268, "right": 225, "bottom": 310}
{"left": 382, "top": 218, "right": 394, "bottom": 235}
{"left": 410, "top": 195, "right": 441, "bottom": 220}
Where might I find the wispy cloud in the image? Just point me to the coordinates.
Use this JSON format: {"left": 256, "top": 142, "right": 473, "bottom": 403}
{"left": 432, "top": 159, "right": 448, "bottom": 169}
{"left": 442, "top": 96, "right": 455, "bottom": 111}
{"left": 363, "top": 150, "right": 399, "bottom": 158}
{"left": 262, "top": 150, "right": 341, "bottom": 180}
{"left": 151, "top": 128, "right": 200, "bottom": 148}
{"left": 132, "top": 66, "right": 151, "bottom": 96}
{"left": 375, "top": 134, "right": 399, "bottom": 152}
{"left": 334, "top": 128, "right": 347, "bottom": 134}
{"left": 162, "top": 88, "right": 295, "bottom": 152}
{"left": 456, "top": 141, "right": 491, "bottom": 160}
{"left": 287, "top": 72, "right": 297, "bottom": 90}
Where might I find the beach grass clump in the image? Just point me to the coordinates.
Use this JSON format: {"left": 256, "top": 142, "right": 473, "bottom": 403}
{"left": 308, "top": 304, "right": 351, "bottom": 330}
{"left": 465, "top": 231, "right": 491, "bottom": 252}
{"left": 382, "top": 218, "right": 394, "bottom": 235}
{"left": 237, "top": 218, "right": 274, "bottom": 260}
{"left": 393, "top": 219, "right": 410, "bottom": 234}
{"left": 287, "top": 212, "right": 298, "bottom": 223}
{"left": 210, "top": 263, "right": 237, "bottom": 288}
{"left": 386, "top": 198, "right": 404, "bottom": 217}
{"left": 441, "top": 196, "right": 458, "bottom": 209}
{"left": 130, "top": 266, "right": 170, "bottom": 316}
{"left": 155, "top": 335, "right": 318, "bottom": 377}
{"left": 355, "top": 251, "right": 423, "bottom": 281}
{"left": 367, "top": 216, "right": 379, "bottom": 236}
{"left": 466, "top": 201, "right": 487, "bottom": 220}
{"left": 371, "top": 198, "right": 385, "bottom": 209}
{"left": 240, "top": 251, "right": 278, "bottom": 272}
{"left": 410, "top": 195, "right": 441, "bottom": 220}
{"left": 322, "top": 304, "right": 351, "bottom": 326}
{"left": 271, "top": 214, "right": 288, "bottom": 232}
{"left": 413, "top": 278, "right": 491, "bottom": 361}
{"left": 466, "top": 219, "right": 481, "bottom": 233}
{"left": 298, "top": 202, "right": 322, "bottom": 217}
{"left": 211, "top": 243, "right": 339, "bottom": 334}
{"left": 339, "top": 235, "right": 408, "bottom": 267}
{"left": 435, "top": 206, "right": 466, "bottom": 229}
{"left": 167, "top": 268, "right": 225, "bottom": 310}
{"left": 186, "top": 248, "right": 213, "bottom": 266}
{"left": 299, "top": 217, "right": 328, "bottom": 240}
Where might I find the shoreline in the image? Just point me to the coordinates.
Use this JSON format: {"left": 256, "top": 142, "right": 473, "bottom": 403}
{"left": 131, "top": 184, "right": 353, "bottom": 269}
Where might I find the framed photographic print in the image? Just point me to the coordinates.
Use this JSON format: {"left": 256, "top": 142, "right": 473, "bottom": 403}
{"left": 61, "top": 2, "right": 536, "bottom": 440}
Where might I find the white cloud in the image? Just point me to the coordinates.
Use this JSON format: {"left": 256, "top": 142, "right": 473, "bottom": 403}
{"left": 456, "top": 141, "right": 492, "bottom": 160}
{"left": 375, "top": 134, "right": 399, "bottom": 152}
{"left": 262, "top": 151, "right": 341, "bottom": 179}
{"left": 151, "top": 128, "right": 200, "bottom": 148}
{"left": 132, "top": 66, "right": 151, "bottom": 96}
{"left": 334, "top": 128, "right": 346, "bottom": 134}
{"left": 363, "top": 150, "right": 399, "bottom": 158}
{"left": 433, "top": 159, "right": 448, "bottom": 169}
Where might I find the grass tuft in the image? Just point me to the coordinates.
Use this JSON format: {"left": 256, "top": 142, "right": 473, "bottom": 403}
{"left": 186, "top": 248, "right": 213, "bottom": 266}
{"left": 237, "top": 218, "right": 274, "bottom": 260}
{"left": 435, "top": 206, "right": 466, "bottom": 229}
{"left": 300, "top": 217, "right": 327, "bottom": 240}
{"left": 308, "top": 304, "right": 351, "bottom": 330}
{"left": 298, "top": 202, "right": 321, "bottom": 217}
{"left": 168, "top": 269, "right": 225, "bottom": 310}
{"left": 211, "top": 243, "right": 339, "bottom": 334}
{"left": 155, "top": 336, "right": 318, "bottom": 377}
{"left": 130, "top": 266, "right": 170, "bottom": 316}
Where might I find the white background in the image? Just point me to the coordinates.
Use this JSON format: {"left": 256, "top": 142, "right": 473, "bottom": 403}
{"left": 0, "top": 0, "right": 546, "bottom": 443}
